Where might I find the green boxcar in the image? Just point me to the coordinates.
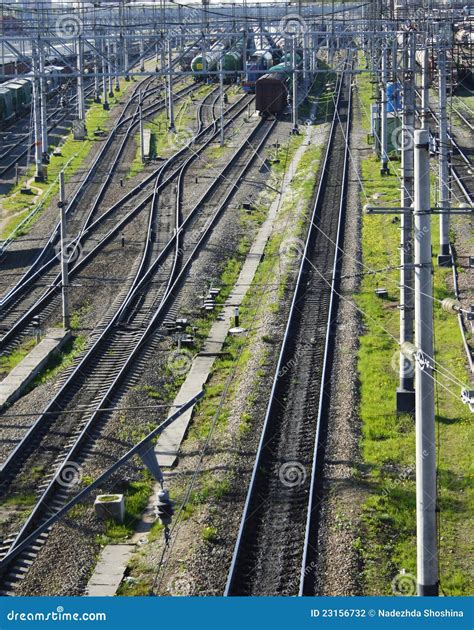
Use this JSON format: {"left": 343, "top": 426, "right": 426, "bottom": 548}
{"left": 6, "top": 82, "right": 24, "bottom": 110}
{"left": 0, "top": 87, "right": 14, "bottom": 125}
{"left": 14, "top": 79, "right": 32, "bottom": 107}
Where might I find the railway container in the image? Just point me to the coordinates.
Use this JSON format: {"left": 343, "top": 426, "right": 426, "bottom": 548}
{"left": 0, "top": 87, "right": 15, "bottom": 126}
{"left": 191, "top": 49, "right": 222, "bottom": 79}
{"left": 255, "top": 73, "right": 288, "bottom": 115}
{"left": 243, "top": 49, "right": 274, "bottom": 92}
{"left": 8, "top": 80, "right": 31, "bottom": 110}
{"left": 222, "top": 49, "right": 243, "bottom": 82}
{"left": 373, "top": 111, "right": 402, "bottom": 156}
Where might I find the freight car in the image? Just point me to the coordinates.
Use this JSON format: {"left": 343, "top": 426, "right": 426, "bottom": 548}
{"left": 255, "top": 73, "right": 288, "bottom": 115}
{"left": 243, "top": 48, "right": 274, "bottom": 92}
{"left": 222, "top": 44, "right": 244, "bottom": 83}
{"left": 0, "top": 66, "right": 62, "bottom": 129}
{"left": 179, "top": 46, "right": 201, "bottom": 72}
{"left": 191, "top": 44, "right": 225, "bottom": 80}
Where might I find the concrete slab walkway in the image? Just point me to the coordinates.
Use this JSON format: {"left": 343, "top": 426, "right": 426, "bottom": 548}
{"left": 86, "top": 544, "right": 136, "bottom": 596}
{"left": 0, "top": 328, "right": 70, "bottom": 409}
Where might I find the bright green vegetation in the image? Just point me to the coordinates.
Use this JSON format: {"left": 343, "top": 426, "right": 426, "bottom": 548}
{"left": 97, "top": 495, "right": 121, "bottom": 502}
{"left": 0, "top": 337, "right": 36, "bottom": 379}
{"left": 454, "top": 87, "right": 474, "bottom": 113}
{"left": 357, "top": 52, "right": 375, "bottom": 133}
{"left": 0, "top": 492, "right": 36, "bottom": 508}
{"left": 32, "top": 335, "right": 87, "bottom": 386}
{"left": 201, "top": 525, "right": 218, "bottom": 543}
{"left": 355, "top": 76, "right": 473, "bottom": 595}
{"left": 97, "top": 479, "right": 154, "bottom": 544}
{"left": 1, "top": 77, "right": 134, "bottom": 240}
{"left": 300, "top": 64, "right": 335, "bottom": 124}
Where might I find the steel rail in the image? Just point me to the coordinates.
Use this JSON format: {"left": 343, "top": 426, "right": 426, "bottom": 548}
{"left": 0, "top": 49, "right": 186, "bottom": 177}
{"left": 0, "top": 92, "right": 250, "bottom": 352}
{"left": 0, "top": 73, "right": 157, "bottom": 296}
{"left": 300, "top": 62, "right": 353, "bottom": 597}
{"left": 224, "top": 63, "right": 350, "bottom": 597}
{"left": 0, "top": 80, "right": 198, "bottom": 313}
{"left": 0, "top": 83, "right": 96, "bottom": 174}
{"left": 0, "top": 93, "right": 255, "bottom": 480}
{"left": 0, "top": 112, "right": 274, "bottom": 589}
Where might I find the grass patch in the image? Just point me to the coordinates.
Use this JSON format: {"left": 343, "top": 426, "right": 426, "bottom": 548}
{"left": 97, "top": 479, "right": 154, "bottom": 544}
{"left": 0, "top": 337, "right": 36, "bottom": 379}
{"left": 201, "top": 525, "right": 218, "bottom": 543}
{"left": 31, "top": 334, "right": 87, "bottom": 387}
{"left": 355, "top": 70, "right": 473, "bottom": 596}
{"left": 0, "top": 492, "right": 36, "bottom": 509}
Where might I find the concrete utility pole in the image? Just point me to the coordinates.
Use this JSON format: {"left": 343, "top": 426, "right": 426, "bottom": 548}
{"left": 32, "top": 42, "right": 44, "bottom": 181}
{"left": 102, "top": 35, "right": 109, "bottom": 110}
{"left": 396, "top": 30, "right": 415, "bottom": 413}
{"left": 437, "top": 44, "right": 451, "bottom": 265}
{"left": 58, "top": 171, "right": 70, "bottom": 330}
{"left": 108, "top": 40, "right": 114, "bottom": 98}
{"left": 219, "top": 56, "right": 225, "bottom": 147}
{"left": 167, "top": 39, "right": 175, "bottom": 130}
{"left": 139, "top": 90, "right": 145, "bottom": 162}
{"left": 391, "top": 35, "right": 397, "bottom": 82}
{"left": 121, "top": 0, "right": 130, "bottom": 78}
{"left": 94, "top": 36, "right": 101, "bottom": 102}
{"left": 380, "top": 44, "right": 389, "bottom": 175}
{"left": 413, "top": 129, "right": 438, "bottom": 597}
{"left": 114, "top": 42, "right": 120, "bottom": 91}
{"left": 39, "top": 42, "right": 48, "bottom": 161}
{"left": 77, "top": 36, "right": 86, "bottom": 121}
{"left": 421, "top": 46, "right": 430, "bottom": 131}
{"left": 139, "top": 37, "right": 145, "bottom": 72}
{"left": 292, "top": 36, "right": 298, "bottom": 134}
{"left": 303, "top": 32, "right": 308, "bottom": 83}
{"left": 242, "top": 30, "right": 247, "bottom": 79}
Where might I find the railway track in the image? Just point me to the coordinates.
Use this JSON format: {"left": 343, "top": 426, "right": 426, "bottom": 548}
{"left": 451, "top": 96, "right": 474, "bottom": 132}
{"left": 416, "top": 88, "right": 474, "bottom": 203}
{"left": 0, "top": 88, "right": 248, "bottom": 355}
{"left": 0, "top": 95, "right": 273, "bottom": 593}
{"left": 0, "top": 83, "right": 96, "bottom": 177}
{"left": 0, "top": 51, "right": 172, "bottom": 178}
{"left": 0, "top": 79, "right": 200, "bottom": 318}
{"left": 224, "top": 59, "right": 352, "bottom": 597}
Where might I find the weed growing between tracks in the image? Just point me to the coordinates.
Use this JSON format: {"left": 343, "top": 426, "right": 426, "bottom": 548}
{"left": 355, "top": 149, "right": 472, "bottom": 594}
{"left": 0, "top": 337, "right": 36, "bottom": 379}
